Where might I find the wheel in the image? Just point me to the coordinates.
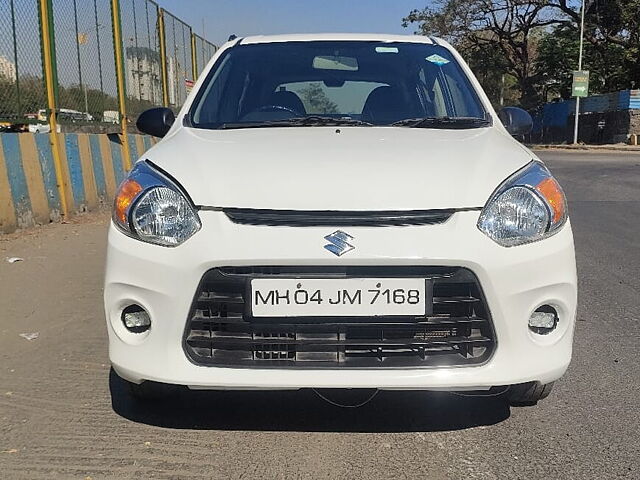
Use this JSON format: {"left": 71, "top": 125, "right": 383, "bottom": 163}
{"left": 127, "top": 380, "right": 174, "bottom": 401}
{"left": 507, "top": 381, "right": 554, "bottom": 406}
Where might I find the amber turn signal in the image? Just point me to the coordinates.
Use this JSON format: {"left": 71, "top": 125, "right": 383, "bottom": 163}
{"left": 536, "top": 177, "right": 566, "bottom": 225}
{"left": 114, "top": 179, "right": 143, "bottom": 225}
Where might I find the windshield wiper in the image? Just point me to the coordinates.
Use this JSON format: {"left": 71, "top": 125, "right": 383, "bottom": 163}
{"left": 219, "top": 116, "right": 373, "bottom": 129}
{"left": 277, "top": 116, "right": 373, "bottom": 127}
{"left": 391, "top": 116, "right": 491, "bottom": 129}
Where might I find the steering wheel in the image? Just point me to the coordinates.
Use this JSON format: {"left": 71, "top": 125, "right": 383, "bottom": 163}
{"left": 256, "top": 105, "right": 301, "bottom": 116}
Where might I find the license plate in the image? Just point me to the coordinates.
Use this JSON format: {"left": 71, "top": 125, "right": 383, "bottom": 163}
{"left": 250, "top": 278, "right": 426, "bottom": 317}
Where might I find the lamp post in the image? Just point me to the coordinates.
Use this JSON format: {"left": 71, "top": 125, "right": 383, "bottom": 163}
{"left": 573, "top": 0, "right": 586, "bottom": 144}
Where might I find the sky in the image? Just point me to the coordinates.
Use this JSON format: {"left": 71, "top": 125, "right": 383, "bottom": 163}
{"left": 158, "top": 0, "right": 429, "bottom": 48}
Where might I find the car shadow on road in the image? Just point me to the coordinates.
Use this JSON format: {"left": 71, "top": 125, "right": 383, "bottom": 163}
{"left": 109, "top": 369, "right": 510, "bottom": 432}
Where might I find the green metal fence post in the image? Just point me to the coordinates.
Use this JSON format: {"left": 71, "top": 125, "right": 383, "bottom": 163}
{"left": 191, "top": 32, "right": 197, "bottom": 82}
{"left": 110, "top": 0, "right": 132, "bottom": 170}
{"left": 158, "top": 8, "right": 169, "bottom": 107}
{"left": 38, "top": 0, "right": 70, "bottom": 218}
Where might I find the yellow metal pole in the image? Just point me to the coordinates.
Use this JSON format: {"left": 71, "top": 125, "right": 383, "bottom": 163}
{"left": 191, "top": 32, "right": 198, "bottom": 82}
{"left": 110, "top": 0, "right": 132, "bottom": 171}
{"left": 158, "top": 9, "right": 169, "bottom": 108}
{"left": 38, "top": 0, "right": 69, "bottom": 218}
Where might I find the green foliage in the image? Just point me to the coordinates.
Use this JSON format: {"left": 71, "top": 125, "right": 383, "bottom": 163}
{"left": 536, "top": 26, "right": 629, "bottom": 99}
{"left": 403, "top": 0, "right": 640, "bottom": 109}
{"left": 0, "top": 74, "right": 123, "bottom": 123}
{"left": 0, "top": 76, "right": 46, "bottom": 118}
{"left": 298, "top": 83, "right": 339, "bottom": 114}
{"left": 595, "top": 0, "right": 640, "bottom": 89}
{"left": 58, "top": 85, "right": 119, "bottom": 122}
{"left": 403, "top": 0, "right": 552, "bottom": 109}
{"left": 462, "top": 41, "right": 519, "bottom": 106}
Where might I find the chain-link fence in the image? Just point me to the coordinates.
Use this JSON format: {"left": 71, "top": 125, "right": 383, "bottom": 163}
{"left": 120, "top": 0, "right": 163, "bottom": 119}
{"left": 52, "top": 0, "right": 119, "bottom": 127}
{"left": 0, "top": 0, "right": 47, "bottom": 126}
{"left": 162, "top": 10, "right": 192, "bottom": 109}
{"left": 193, "top": 33, "right": 217, "bottom": 78}
{"left": 0, "top": 0, "right": 218, "bottom": 132}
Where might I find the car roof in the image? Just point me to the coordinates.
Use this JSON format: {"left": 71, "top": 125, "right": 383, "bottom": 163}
{"left": 238, "top": 33, "right": 438, "bottom": 45}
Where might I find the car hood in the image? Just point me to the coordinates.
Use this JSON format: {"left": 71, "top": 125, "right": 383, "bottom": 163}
{"left": 147, "top": 126, "right": 532, "bottom": 210}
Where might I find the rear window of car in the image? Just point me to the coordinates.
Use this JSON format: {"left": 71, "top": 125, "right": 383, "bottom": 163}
{"left": 276, "top": 81, "right": 388, "bottom": 115}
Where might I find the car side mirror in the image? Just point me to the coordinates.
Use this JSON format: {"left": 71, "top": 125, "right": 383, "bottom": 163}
{"left": 498, "top": 107, "right": 533, "bottom": 137}
{"left": 136, "top": 107, "right": 175, "bottom": 138}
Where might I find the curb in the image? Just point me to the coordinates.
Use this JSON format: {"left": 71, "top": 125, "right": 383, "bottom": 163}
{"left": 529, "top": 144, "right": 640, "bottom": 152}
{"left": 1, "top": 132, "right": 156, "bottom": 234}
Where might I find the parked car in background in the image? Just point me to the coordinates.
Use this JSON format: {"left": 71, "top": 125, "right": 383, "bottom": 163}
{"left": 28, "top": 123, "right": 51, "bottom": 134}
{"left": 37, "top": 108, "right": 93, "bottom": 123}
{"left": 103, "top": 110, "right": 120, "bottom": 124}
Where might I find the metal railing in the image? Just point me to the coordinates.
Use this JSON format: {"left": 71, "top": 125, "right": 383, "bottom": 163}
{"left": 0, "top": 0, "right": 217, "bottom": 219}
{"left": 0, "top": 0, "right": 217, "bottom": 130}
{"left": 0, "top": 0, "right": 47, "bottom": 125}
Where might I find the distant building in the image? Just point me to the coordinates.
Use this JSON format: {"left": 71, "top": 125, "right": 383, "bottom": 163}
{"left": 125, "top": 46, "right": 162, "bottom": 104}
{"left": 166, "top": 54, "right": 189, "bottom": 107}
{"left": 167, "top": 55, "right": 177, "bottom": 106}
{"left": 0, "top": 56, "right": 17, "bottom": 81}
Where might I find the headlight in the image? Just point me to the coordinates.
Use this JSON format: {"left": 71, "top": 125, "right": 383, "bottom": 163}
{"left": 478, "top": 161, "right": 568, "bottom": 247}
{"left": 113, "top": 161, "right": 201, "bottom": 247}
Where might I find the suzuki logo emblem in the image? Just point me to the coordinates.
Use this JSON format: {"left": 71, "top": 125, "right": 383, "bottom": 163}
{"left": 324, "top": 230, "right": 355, "bottom": 257}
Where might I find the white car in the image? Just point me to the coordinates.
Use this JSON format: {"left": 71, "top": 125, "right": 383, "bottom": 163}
{"left": 105, "top": 34, "right": 577, "bottom": 406}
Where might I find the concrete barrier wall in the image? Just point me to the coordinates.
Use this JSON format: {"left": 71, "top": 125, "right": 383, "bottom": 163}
{"left": 0, "top": 132, "right": 157, "bottom": 233}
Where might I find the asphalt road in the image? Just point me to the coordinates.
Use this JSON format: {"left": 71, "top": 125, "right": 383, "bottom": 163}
{"left": 1, "top": 150, "right": 639, "bottom": 479}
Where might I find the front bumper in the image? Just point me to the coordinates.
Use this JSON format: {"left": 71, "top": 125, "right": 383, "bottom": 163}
{"left": 104, "top": 210, "right": 577, "bottom": 390}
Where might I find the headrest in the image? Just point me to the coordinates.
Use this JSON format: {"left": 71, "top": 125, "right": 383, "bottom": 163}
{"left": 362, "top": 86, "right": 416, "bottom": 125}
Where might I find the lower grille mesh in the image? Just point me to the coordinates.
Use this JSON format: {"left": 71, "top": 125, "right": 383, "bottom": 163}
{"left": 184, "top": 266, "right": 495, "bottom": 368}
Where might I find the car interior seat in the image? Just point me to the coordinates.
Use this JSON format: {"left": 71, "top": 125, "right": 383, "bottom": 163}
{"left": 361, "top": 86, "right": 419, "bottom": 125}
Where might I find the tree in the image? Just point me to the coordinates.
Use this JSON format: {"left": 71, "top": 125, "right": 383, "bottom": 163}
{"left": 298, "top": 83, "right": 339, "bottom": 114}
{"left": 0, "top": 74, "right": 120, "bottom": 123}
{"left": 403, "top": 0, "right": 640, "bottom": 109}
{"left": 536, "top": 25, "right": 629, "bottom": 99}
{"left": 460, "top": 38, "right": 519, "bottom": 106}
{"left": 404, "top": 0, "right": 561, "bottom": 109}
{"left": 535, "top": 26, "right": 579, "bottom": 99}
{"left": 0, "top": 75, "right": 47, "bottom": 118}
{"left": 545, "top": 0, "right": 640, "bottom": 88}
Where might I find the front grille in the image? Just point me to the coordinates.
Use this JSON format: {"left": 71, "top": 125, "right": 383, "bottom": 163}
{"left": 223, "top": 208, "right": 455, "bottom": 227}
{"left": 184, "top": 266, "right": 495, "bottom": 368}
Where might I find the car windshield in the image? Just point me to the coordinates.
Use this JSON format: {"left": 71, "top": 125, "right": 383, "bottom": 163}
{"left": 189, "top": 41, "right": 488, "bottom": 129}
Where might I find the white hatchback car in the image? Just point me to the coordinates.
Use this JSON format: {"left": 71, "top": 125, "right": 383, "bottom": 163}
{"left": 105, "top": 34, "right": 577, "bottom": 406}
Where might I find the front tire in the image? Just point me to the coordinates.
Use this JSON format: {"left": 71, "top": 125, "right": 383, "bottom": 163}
{"left": 507, "top": 381, "right": 554, "bottom": 406}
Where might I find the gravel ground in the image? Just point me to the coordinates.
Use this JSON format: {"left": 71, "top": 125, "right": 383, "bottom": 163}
{"left": 0, "top": 150, "right": 638, "bottom": 479}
